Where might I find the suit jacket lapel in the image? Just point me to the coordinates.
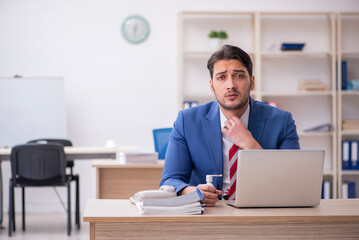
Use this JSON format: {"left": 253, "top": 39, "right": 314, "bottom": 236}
{"left": 248, "top": 97, "right": 266, "bottom": 144}
{"left": 202, "top": 102, "right": 223, "bottom": 175}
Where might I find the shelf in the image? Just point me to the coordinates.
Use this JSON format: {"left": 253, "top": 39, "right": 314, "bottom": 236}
{"left": 339, "top": 90, "right": 359, "bottom": 96}
{"left": 179, "top": 11, "right": 357, "bottom": 199}
{"left": 339, "top": 170, "right": 359, "bottom": 175}
{"left": 341, "top": 51, "right": 359, "bottom": 57}
{"left": 262, "top": 91, "right": 333, "bottom": 97}
{"left": 262, "top": 51, "right": 331, "bottom": 58}
{"left": 181, "top": 12, "right": 254, "bottom": 19}
{"left": 183, "top": 51, "right": 213, "bottom": 58}
{"left": 298, "top": 131, "right": 334, "bottom": 137}
{"left": 340, "top": 130, "right": 359, "bottom": 136}
{"left": 324, "top": 170, "right": 335, "bottom": 176}
{"left": 183, "top": 51, "right": 255, "bottom": 58}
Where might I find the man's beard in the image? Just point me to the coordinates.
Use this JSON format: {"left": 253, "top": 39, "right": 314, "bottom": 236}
{"left": 214, "top": 87, "right": 250, "bottom": 111}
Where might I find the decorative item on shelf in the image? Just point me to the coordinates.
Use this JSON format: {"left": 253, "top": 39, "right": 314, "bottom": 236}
{"left": 208, "top": 30, "right": 228, "bottom": 50}
{"left": 348, "top": 80, "right": 359, "bottom": 91}
{"left": 281, "top": 42, "right": 305, "bottom": 51}
{"left": 183, "top": 100, "right": 199, "bottom": 109}
{"left": 298, "top": 80, "right": 326, "bottom": 91}
{"left": 342, "top": 120, "right": 359, "bottom": 131}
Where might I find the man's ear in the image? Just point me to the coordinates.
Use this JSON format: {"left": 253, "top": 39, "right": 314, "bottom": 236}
{"left": 210, "top": 79, "right": 215, "bottom": 94}
{"left": 250, "top": 76, "right": 255, "bottom": 90}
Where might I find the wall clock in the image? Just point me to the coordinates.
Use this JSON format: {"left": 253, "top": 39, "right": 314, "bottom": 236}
{"left": 121, "top": 15, "right": 150, "bottom": 44}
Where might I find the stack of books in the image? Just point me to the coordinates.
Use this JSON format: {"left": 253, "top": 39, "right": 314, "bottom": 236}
{"left": 135, "top": 188, "right": 204, "bottom": 215}
{"left": 342, "top": 120, "right": 359, "bottom": 131}
{"left": 118, "top": 152, "right": 158, "bottom": 164}
{"left": 298, "top": 80, "right": 326, "bottom": 91}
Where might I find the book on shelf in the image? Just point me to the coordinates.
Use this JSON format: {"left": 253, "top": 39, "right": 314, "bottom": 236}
{"left": 298, "top": 80, "right": 326, "bottom": 91}
{"left": 342, "top": 140, "right": 359, "bottom": 170}
{"left": 342, "top": 60, "right": 348, "bottom": 90}
{"left": 321, "top": 180, "right": 331, "bottom": 199}
{"left": 280, "top": 42, "right": 305, "bottom": 51}
{"left": 342, "top": 140, "right": 351, "bottom": 170}
{"left": 304, "top": 123, "right": 332, "bottom": 132}
{"left": 342, "top": 182, "right": 356, "bottom": 199}
{"left": 351, "top": 141, "right": 359, "bottom": 170}
{"left": 117, "top": 152, "right": 158, "bottom": 164}
{"left": 136, "top": 188, "right": 204, "bottom": 215}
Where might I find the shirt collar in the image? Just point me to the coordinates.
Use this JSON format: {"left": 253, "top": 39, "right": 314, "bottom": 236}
{"left": 219, "top": 103, "right": 250, "bottom": 129}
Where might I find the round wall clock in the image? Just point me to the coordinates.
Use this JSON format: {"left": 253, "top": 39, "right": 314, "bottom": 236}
{"left": 121, "top": 15, "right": 150, "bottom": 44}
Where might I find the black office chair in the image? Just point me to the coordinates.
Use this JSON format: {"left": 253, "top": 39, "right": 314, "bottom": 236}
{"left": 27, "top": 139, "right": 75, "bottom": 174}
{"left": 27, "top": 138, "right": 80, "bottom": 229}
{"left": 8, "top": 143, "right": 80, "bottom": 236}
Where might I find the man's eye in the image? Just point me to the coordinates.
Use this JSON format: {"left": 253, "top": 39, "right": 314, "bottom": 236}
{"left": 217, "top": 76, "right": 225, "bottom": 80}
{"left": 235, "top": 74, "right": 244, "bottom": 78}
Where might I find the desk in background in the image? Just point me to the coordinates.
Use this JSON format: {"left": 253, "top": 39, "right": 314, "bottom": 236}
{"left": 84, "top": 199, "right": 359, "bottom": 240}
{"left": 92, "top": 160, "right": 164, "bottom": 199}
{"left": 0, "top": 146, "right": 137, "bottom": 228}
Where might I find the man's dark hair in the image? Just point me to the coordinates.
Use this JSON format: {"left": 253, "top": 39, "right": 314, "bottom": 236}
{"left": 207, "top": 44, "right": 253, "bottom": 79}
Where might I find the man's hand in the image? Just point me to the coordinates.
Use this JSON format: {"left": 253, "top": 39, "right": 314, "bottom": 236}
{"left": 222, "top": 116, "right": 262, "bottom": 149}
{"left": 181, "top": 185, "right": 222, "bottom": 207}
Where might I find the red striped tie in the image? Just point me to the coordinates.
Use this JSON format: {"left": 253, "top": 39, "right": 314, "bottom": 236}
{"left": 226, "top": 144, "right": 239, "bottom": 200}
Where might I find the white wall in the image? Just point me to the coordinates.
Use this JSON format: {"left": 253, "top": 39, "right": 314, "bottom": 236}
{"left": 1, "top": 0, "right": 359, "bottom": 213}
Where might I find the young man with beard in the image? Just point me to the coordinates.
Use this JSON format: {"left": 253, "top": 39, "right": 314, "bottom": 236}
{"left": 160, "top": 45, "right": 300, "bottom": 206}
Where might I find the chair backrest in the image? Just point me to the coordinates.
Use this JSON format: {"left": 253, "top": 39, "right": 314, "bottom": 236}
{"left": 27, "top": 139, "right": 74, "bottom": 165}
{"left": 153, "top": 128, "right": 172, "bottom": 160}
{"left": 27, "top": 138, "right": 73, "bottom": 147}
{"left": 10, "top": 143, "right": 66, "bottom": 186}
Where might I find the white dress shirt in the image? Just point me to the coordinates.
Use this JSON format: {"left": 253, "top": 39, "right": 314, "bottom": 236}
{"left": 220, "top": 104, "right": 250, "bottom": 195}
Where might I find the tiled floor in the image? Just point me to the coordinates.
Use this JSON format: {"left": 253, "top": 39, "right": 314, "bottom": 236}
{"left": 0, "top": 213, "right": 89, "bottom": 240}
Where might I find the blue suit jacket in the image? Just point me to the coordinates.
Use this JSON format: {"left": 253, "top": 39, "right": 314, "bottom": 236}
{"left": 160, "top": 98, "right": 300, "bottom": 193}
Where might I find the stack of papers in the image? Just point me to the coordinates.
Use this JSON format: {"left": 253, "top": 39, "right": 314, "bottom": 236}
{"left": 118, "top": 152, "right": 158, "bottom": 164}
{"left": 298, "top": 80, "right": 326, "bottom": 91}
{"left": 135, "top": 188, "right": 204, "bottom": 215}
{"left": 342, "top": 120, "right": 359, "bottom": 131}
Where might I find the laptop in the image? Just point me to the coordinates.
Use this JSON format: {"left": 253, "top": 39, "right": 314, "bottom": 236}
{"left": 227, "top": 150, "right": 325, "bottom": 208}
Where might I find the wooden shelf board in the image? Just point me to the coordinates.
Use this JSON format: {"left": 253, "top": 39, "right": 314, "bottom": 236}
{"left": 339, "top": 171, "right": 359, "bottom": 175}
{"left": 298, "top": 131, "right": 334, "bottom": 137}
{"left": 340, "top": 130, "right": 359, "bottom": 135}
{"left": 262, "top": 52, "right": 331, "bottom": 57}
{"left": 262, "top": 91, "right": 333, "bottom": 97}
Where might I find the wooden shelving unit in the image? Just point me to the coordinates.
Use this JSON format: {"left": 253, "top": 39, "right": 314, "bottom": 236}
{"left": 178, "top": 11, "right": 359, "bottom": 199}
{"left": 337, "top": 12, "right": 359, "bottom": 199}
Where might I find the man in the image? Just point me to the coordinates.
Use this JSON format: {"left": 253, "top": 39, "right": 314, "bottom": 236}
{"left": 160, "top": 45, "right": 300, "bottom": 206}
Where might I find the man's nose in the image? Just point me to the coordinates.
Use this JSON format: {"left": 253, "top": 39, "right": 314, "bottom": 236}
{"left": 226, "top": 77, "right": 236, "bottom": 90}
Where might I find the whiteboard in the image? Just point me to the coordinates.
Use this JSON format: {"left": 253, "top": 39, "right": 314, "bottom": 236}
{"left": 0, "top": 77, "right": 67, "bottom": 147}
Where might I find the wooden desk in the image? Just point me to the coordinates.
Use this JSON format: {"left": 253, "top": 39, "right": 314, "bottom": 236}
{"left": 0, "top": 146, "right": 137, "bottom": 228}
{"left": 84, "top": 199, "right": 359, "bottom": 240}
{"left": 92, "top": 160, "right": 164, "bottom": 199}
